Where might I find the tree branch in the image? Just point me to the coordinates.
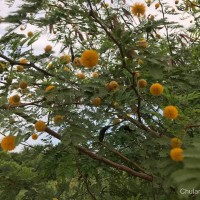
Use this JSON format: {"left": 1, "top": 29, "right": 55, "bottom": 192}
{"left": 11, "top": 111, "right": 153, "bottom": 182}
{"left": 128, "top": 117, "right": 161, "bottom": 137}
{"left": 99, "top": 142, "right": 148, "bottom": 174}
{"left": 0, "top": 53, "right": 54, "bottom": 77}
{"left": 76, "top": 145, "right": 153, "bottom": 182}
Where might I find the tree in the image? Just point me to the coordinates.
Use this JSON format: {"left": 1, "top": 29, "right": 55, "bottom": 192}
{"left": 0, "top": 0, "right": 200, "bottom": 199}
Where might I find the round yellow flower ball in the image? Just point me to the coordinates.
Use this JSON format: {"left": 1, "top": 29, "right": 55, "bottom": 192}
{"left": 17, "top": 65, "right": 24, "bottom": 72}
{"left": 131, "top": 3, "right": 146, "bottom": 17}
{"left": 138, "top": 79, "right": 147, "bottom": 88}
{"left": 77, "top": 72, "right": 85, "bottom": 79}
{"left": 27, "top": 31, "right": 33, "bottom": 37}
{"left": 1, "top": 135, "right": 16, "bottom": 151}
{"left": 163, "top": 105, "right": 178, "bottom": 120}
{"left": 170, "top": 148, "right": 183, "bottom": 162}
{"left": 92, "top": 72, "right": 99, "bottom": 78}
{"left": 171, "top": 137, "right": 182, "bottom": 148}
{"left": 35, "top": 121, "right": 46, "bottom": 132}
{"left": 53, "top": 115, "right": 64, "bottom": 125}
{"left": 106, "top": 81, "right": 119, "bottom": 91}
{"left": 73, "top": 57, "right": 82, "bottom": 67}
{"left": 155, "top": 3, "right": 160, "bottom": 9}
{"left": 150, "top": 83, "right": 163, "bottom": 96}
{"left": 19, "top": 81, "right": 28, "bottom": 89}
{"left": 44, "top": 45, "right": 52, "bottom": 53}
{"left": 60, "top": 54, "right": 71, "bottom": 64}
{"left": 92, "top": 97, "right": 101, "bottom": 107}
{"left": 81, "top": 50, "right": 99, "bottom": 68}
{"left": 31, "top": 133, "right": 38, "bottom": 140}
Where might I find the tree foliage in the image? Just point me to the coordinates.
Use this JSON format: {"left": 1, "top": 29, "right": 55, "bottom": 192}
{"left": 0, "top": 0, "right": 200, "bottom": 199}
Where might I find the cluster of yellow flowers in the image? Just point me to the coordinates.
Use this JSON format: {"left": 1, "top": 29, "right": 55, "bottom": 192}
{"left": 148, "top": 83, "right": 179, "bottom": 120}
{"left": 170, "top": 137, "right": 183, "bottom": 162}
{"left": 147, "top": 81, "right": 182, "bottom": 162}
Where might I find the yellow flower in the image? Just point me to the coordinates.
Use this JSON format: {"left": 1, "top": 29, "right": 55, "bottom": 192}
{"left": 171, "top": 137, "right": 182, "bottom": 148}
{"left": 175, "top": 0, "right": 179, "bottom": 4}
{"left": 106, "top": 81, "right": 119, "bottom": 91}
{"left": 137, "top": 38, "right": 148, "bottom": 48}
{"left": 150, "top": 15, "right": 154, "bottom": 20}
{"left": 19, "top": 81, "right": 28, "bottom": 89}
{"left": 77, "top": 73, "right": 85, "bottom": 79}
{"left": 44, "top": 45, "right": 52, "bottom": 53}
{"left": 92, "top": 97, "right": 101, "bottom": 107}
{"left": 138, "top": 59, "right": 143, "bottom": 65}
{"left": 19, "top": 58, "right": 28, "bottom": 64}
{"left": 47, "top": 62, "right": 53, "bottom": 68}
{"left": 163, "top": 105, "right": 178, "bottom": 120}
{"left": 150, "top": 83, "right": 163, "bottom": 96}
{"left": 64, "top": 67, "right": 71, "bottom": 72}
{"left": 92, "top": 72, "right": 99, "bottom": 78}
{"left": 131, "top": 3, "right": 146, "bottom": 17}
{"left": 9, "top": 95, "right": 21, "bottom": 106}
{"left": 170, "top": 148, "right": 183, "bottom": 162}
{"left": 73, "top": 57, "right": 82, "bottom": 67}
{"left": 17, "top": 65, "right": 24, "bottom": 72}
{"left": 45, "top": 85, "right": 55, "bottom": 92}
{"left": 31, "top": 133, "right": 38, "bottom": 140}
{"left": 113, "top": 102, "right": 119, "bottom": 108}
{"left": 138, "top": 79, "right": 147, "bottom": 88}
{"left": 105, "top": 3, "right": 109, "bottom": 8}
{"left": 8, "top": 96, "right": 21, "bottom": 106}
{"left": 81, "top": 50, "right": 99, "bottom": 68}
{"left": 53, "top": 115, "right": 64, "bottom": 125}
{"left": 1, "top": 136, "right": 16, "bottom": 151}
{"left": 133, "top": 71, "right": 140, "bottom": 78}
{"left": 60, "top": 54, "right": 71, "bottom": 64}
{"left": 126, "top": 113, "right": 131, "bottom": 118}
{"left": 155, "top": 2, "right": 160, "bottom": 9}
{"left": 27, "top": 31, "right": 33, "bottom": 37}
{"left": 35, "top": 120, "right": 46, "bottom": 132}
{"left": 12, "top": 95, "right": 20, "bottom": 103}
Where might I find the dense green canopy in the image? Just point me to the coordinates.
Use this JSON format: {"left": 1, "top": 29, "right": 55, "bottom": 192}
{"left": 0, "top": 0, "right": 200, "bottom": 199}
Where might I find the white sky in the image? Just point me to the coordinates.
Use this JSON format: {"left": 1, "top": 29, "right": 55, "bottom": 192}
{"left": 0, "top": 0, "right": 192, "bottom": 151}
